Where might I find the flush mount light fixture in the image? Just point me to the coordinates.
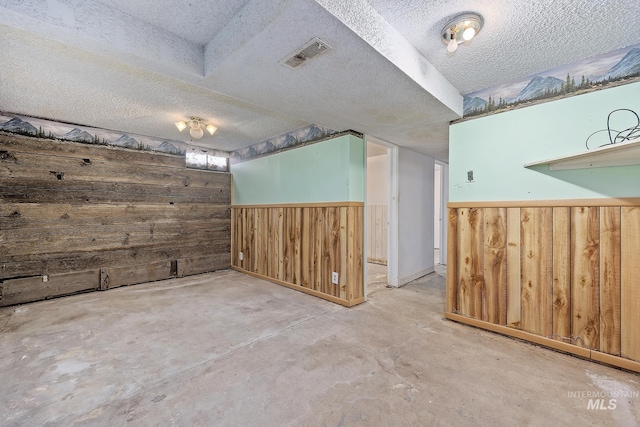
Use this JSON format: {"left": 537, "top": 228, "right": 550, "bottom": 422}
{"left": 441, "top": 13, "right": 483, "bottom": 53}
{"left": 175, "top": 117, "right": 217, "bottom": 140}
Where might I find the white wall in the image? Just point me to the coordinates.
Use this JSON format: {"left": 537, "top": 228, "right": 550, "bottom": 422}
{"left": 434, "top": 164, "right": 441, "bottom": 250}
{"left": 367, "top": 154, "right": 388, "bottom": 205}
{"left": 396, "top": 147, "right": 435, "bottom": 285}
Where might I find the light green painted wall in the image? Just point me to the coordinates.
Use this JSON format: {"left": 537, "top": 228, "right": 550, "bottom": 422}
{"left": 450, "top": 81, "right": 640, "bottom": 202}
{"left": 231, "top": 134, "right": 364, "bottom": 205}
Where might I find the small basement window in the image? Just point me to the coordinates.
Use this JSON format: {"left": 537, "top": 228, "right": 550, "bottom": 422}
{"left": 186, "top": 152, "right": 228, "bottom": 172}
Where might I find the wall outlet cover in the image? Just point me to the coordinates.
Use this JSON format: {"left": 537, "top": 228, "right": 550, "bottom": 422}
{"left": 239, "top": 252, "right": 244, "bottom": 261}
{"left": 332, "top": 272, "right": 339, "bottom": 285}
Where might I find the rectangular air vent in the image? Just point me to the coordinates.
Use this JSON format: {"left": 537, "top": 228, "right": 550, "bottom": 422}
{"left": 281, "top": 37, "right": 332, "bottom": 69}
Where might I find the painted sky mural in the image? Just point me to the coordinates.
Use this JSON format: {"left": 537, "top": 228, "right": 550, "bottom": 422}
{"left": 463, "top": 43, "right": 640, "bottom": 118}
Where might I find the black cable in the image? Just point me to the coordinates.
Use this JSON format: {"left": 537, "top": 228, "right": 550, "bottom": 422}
{"left": 585, "top": 108, "right": 640, "bottom": 150}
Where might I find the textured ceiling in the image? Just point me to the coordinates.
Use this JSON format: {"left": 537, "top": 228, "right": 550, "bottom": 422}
{"left": 1, "top": 0, "right": 639, "bottom": 161}
{"left": 368, "top": 0, "right": 640, "bottom": 95}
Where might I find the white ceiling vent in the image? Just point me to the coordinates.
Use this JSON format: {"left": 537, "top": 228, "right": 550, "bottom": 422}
{"left": 281, "top": 37, "right": 332, "bottom": 69}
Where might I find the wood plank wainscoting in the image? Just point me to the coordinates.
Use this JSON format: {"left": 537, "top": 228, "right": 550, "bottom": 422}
{"left": 366, "top": 204, "right": 387, "bottom": 265}
{"left": 446, "top": 199, "right": 640, "bottom": 373}
{"left": 231, "top": 203, "right": 365, "bottom": 307}
{"left": 0, "top": 132, "right": 231, "bottom": 306}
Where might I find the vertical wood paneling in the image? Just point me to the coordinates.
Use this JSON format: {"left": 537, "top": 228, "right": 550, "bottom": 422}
{"left": 231, "top": 204, "right": 364, "bottom": 305}
{"left": 277, "top": 207, "right": 284, "bottom": 281}
{"left": 552, "top": 207, "right": 571, "bottom": 342}
{"left": 621, "top": 207, "right": 640, "bottom": 361}
{"left": 256, "top": 209, "right": 265, "bottom": 276}
{"left": 571, "top": 207, "right": 600, "bottom": 349}
{"left": 301, "top": 208, "right": 311, "bottom": 288}
{"left": 247, "top": 208, "right": 255, "bottom": 272}
{"left": 457, "top": 208, "right": 483, "bottom": 319}
{"left": 293, "top": 208, "right": 302, "bottom": 285}
{"left": 366, "top": 205, "right": 388, "bottom": 264}
{"left": 600, "top": 207, "right": 621, "bottom": 355}
{"left": 446, "top": 208, "right": 458, "bottom": 314}
{"left": 506, "top": 208, "right": 521, "bottom": 329}
{"left": 282, "top": 208, "right": 294, "bottom": 283}
{"left": 520, "top": 207, "right": 552, "bottom": 337}
{"left": 483, "top": 208, "right": 506, "bottom": 324}
{"left": 339, "top": 207, "right": 348, "bottom": 300}
{"left": 354, "top": 206, "right": 364, "bottom": 300}
{"left": 314, "top": 207, "right": 324, "bottom": 292}
{"left": 449, "top": 201, "right": 640, "bottom": 365}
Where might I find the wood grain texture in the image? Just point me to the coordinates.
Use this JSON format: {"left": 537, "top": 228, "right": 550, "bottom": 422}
{"left": 103, "top": 260, "right": 173, "bottom": 289}
{"left": 451, "top": 202, "right": 640, "bottom": 365}
{"left": 506, "top": 208, "right": 521, "bottom": 329}
{"left": 0, "top": 134, "right": 231, "bottom": 304}
{"left": 447, "top": 312, "right": 640, "bottom": 374}
{"left": 1, "top": 151, "right": 220, "bottom": 188}
{"left": 448, "top": 198, "right": 640, "bottom": 208}
{"left": 1, "top": 270, "right": 100, "bottom": 306}
{"left": 366, "top": 205, "right": 388, "bottom": 264}
{"left": 179, "top": 254, "right": 230, "bottom": 277}
{"left": 0, "top": 203, "right": 230, "bottom": 229}
{"left": 621, "top": 207, "right": 640, "bottom": 361}
{"left": 0, "top": 132, "right": 186, "bottom": 168}
{"left": 446, "top": 208, "right": 458, "bottom": 314}
{"left": 231, "top": 204, "right": 364, "bottom": 305}
{"left": 483, "top": 208, "right": 506, "bottom": 324}
{"left": 600, "top": 207, "right": 621, "bottom": 355}
{"left": 457, "top": 208, "right": 483, "bottom": 319}
{"left": 552, "top": 207, "right": 571, "bottom": 342}
{"left": 520, "top": 208, "right": 552, "bottom": 337}
{"left": 570, "top": 207, "right": 600, "bottom": 349}
{"left": 1, "top": 179, "right": 230, "bottom": 204}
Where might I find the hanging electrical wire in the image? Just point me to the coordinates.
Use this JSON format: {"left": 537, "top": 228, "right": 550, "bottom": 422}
{"left": 585, "top": 108, "right": 640, "bottom": 150}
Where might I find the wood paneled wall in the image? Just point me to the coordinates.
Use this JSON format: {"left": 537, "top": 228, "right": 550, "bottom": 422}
{"left": 447, "top": 201, "right": 640, "bottom": 373}
{"left": 231, "top": 203, "right": 364, "bottom": 307}
{"left": 0, "top": 132, "right": 231, "bottom": 306}
{"left": 366, "top": 205, "right": 387, "bottom": 265}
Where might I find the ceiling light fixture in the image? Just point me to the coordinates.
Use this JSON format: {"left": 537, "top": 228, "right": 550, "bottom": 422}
{"left": 441, "top": 13, "right": 483, "bottom": 53}
{"left": 175, "top": 117, "right": 217, "bottom": 140}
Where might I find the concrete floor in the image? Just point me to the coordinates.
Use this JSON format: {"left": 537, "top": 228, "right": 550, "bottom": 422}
{"left": 1, "top": 268, "right": 639, "bottom": 426}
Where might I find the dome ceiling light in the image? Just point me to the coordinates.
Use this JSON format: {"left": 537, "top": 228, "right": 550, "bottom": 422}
{"left": 441, "top": 13, "right": 483, "bottom": 53}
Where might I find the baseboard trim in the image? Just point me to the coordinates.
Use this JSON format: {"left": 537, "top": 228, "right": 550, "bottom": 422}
{"left": 445, "top": 312, "right": 640, "bottom": 374}
{"left": 396, "top": 267, "right": 435, "bottom": 287}
{"left": 231, "top": 266, "right": 365, "bottom": 307}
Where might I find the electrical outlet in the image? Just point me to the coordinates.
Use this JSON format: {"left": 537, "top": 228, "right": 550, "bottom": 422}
{"left": 332, "top": 272, "right": 339, "bottom": 285}
{"left": 42, "top": 275, "right": 49, "bottom": 282}
{"left": 239, "top": 252, "right": 244, "bottom": 261}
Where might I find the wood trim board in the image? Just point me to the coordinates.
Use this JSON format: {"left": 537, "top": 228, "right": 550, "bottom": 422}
{"left": 448, "top": 198, "right": 640, "bottom": 208}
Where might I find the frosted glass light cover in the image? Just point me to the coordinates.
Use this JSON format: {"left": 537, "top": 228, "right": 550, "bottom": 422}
{"left": 463, "top": 27, "right": 476, "bottom": 41}
{"left": 190, "top": 126, "right": 204, "bottom": 139}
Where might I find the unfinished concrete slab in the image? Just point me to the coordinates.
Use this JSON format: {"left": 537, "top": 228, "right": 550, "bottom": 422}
{"left": 1, "top": 268, "right": 639, "bottom": 426}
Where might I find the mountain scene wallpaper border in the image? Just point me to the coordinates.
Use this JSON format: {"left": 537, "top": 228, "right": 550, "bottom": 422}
{"left": 463, "top": 43, "right": 640, "bottom": 119}
{"left": 229, "top": 124, "right": 339, "bottom": 164}
{"left": 0, "top": 112, "right": 229, "bottom": 158}
{"left": 0, "top": 112, "right": 340, "bottom": 164}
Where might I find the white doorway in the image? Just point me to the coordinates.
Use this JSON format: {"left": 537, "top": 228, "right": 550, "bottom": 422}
{"left": 434, "top": 164, "right": 441, "bottom": 265}
{"left": 365, "top": 139, "right": 390, "bottom": 295}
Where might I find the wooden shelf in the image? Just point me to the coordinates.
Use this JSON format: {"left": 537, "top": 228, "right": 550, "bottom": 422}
{"left": 525, "top": 137, "right": 640, "bottom": 170}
